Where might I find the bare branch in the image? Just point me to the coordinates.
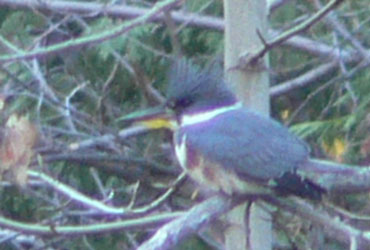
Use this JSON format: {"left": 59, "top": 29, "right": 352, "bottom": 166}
{"left": 28, "top": 169, "right": 184, "bottom": 215}
{"left": 312, "top": 0, "right": 370, "bottom": 62}
{"left": 32, "top": 151, "right": 174, "bottom": 176}
{"left": 0, "top": 0, "right": 183, "bottom": 63}
{"left": 64, "top": 83, "right": 86, "bottom": 133}
{"left": 0, "top": 0, "right": 353, "bottom": 61}
{"left": 270, "top": 61, "right": 339, "bottom": 98}
{"left": 137, "top": 192, "right": 370, "bottom": 250}
{"left": 268, "top": 29, "right": 353, "bottom": 60}
{"left": 238, "top": 0, "right": 345, "bottom": 68}
{"left": 301, "top": 159, "right": 370, "bottom": 193}
{"left": 0, "top": 229, "right": 45, "bottom": 248}
{"left": 137, "top": 196, "right": 233, "bottom": 250}
{"left": 266, "top": 197, "right": 370, "bottom": 249}
{"left": 284, "top": 58, "right": 370, "bottom": 123}
{"left": 0, "top": 211, "right": 182, "bottom": 236}
{"left": 7, "top": 0, "right": 351, "bottom": 99}
{"left": 68, "top": 125, "right": 150, "bottom": 151}
{"left": 28, "top": 170, "right": 127, "bottom": 215}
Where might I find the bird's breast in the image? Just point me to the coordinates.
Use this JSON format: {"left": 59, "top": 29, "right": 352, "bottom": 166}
{"left": 173, "top": 131, "right": 267, "bottom": 195}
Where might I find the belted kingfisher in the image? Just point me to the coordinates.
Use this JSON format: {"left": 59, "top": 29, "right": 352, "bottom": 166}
{"left": 124, "top": 60, "right": 325, "bottom": 199}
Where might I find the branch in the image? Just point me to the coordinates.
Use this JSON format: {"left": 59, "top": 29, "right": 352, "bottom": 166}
{"left": 68, "top": 125, "right": 149, "bottom": 151}
{"left": 28, "top": 170, "right": 185, "bottom": 215}
{"left": 0, "top": 211, "right": 181, "bottom": 236}
{"left": 265, "top": 197, "right": 370, "bottom": 249}
{"left": 238, "top": 0, "right": 345, "bottom": 68}
{"left": 28, "top": 170, "right": 126, "bottom": 215}
{"left": 301, "top": 159, "right": 370, "bottom": 193}
{"left": 0, "top": 0, "right": 352, "bottom": 62}
{"left": 0, "top": 229, "right": 45, "bottom": 248}
{"left": 270, "top": 61, "right": 339, "bottom": 97}
{"left": 312, "top": 0, "right": 370, "bottom": 62}
{"left": 0, "top": 0, "right": 183, "bottom": 63}
{"left": 283, "top": 57, "right": 370, "bottom": 123}
{"left": 1, "top": 0, "right": 360, "bottom": 99}
{"left": 137, "top": 193, "right": 370, "bottom": 250}
{"left": 50, "top": 123, "right": 370, "bottom": 195}
{"left": 268, "top": 29, "right": 353, "bottom": 60}
{"left": 137, "top": 196, "right": 233, "bottom": 250}
{"left": 0, "top": 0, "right": 287, "bottom": 18}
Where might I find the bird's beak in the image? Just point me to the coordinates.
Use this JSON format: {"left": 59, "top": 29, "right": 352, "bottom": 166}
{"left": 118, "top": 105, "right": 177, "bottom": 130}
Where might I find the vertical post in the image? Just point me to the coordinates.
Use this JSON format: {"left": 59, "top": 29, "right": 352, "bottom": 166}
{"left": 224, "top": 0, "right": 270, "bottom": 113}
{"left": 223, "top": 0, "right": 271, "bottom": 250}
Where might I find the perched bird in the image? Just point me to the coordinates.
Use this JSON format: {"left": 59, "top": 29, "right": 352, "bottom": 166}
{"left": 124, "top": 60, "right": 325, "bottom": 200}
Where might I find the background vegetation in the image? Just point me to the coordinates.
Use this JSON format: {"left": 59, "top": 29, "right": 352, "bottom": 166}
{"left": 0, "top": 0, "right": 369, "bottom": 249}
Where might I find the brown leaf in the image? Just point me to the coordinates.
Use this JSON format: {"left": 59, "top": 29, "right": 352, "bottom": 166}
{"left": 321, "top": 138, "right": 347, "bottom": 163}
{"left": 0, "top": 114, "right": 37, "bottom": 186}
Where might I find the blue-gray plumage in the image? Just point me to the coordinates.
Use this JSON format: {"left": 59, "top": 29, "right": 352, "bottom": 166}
{"left": 166, "top": 60, "right": 325, "bottom": 199}
{"left": 178, "top": 108, "right": 309, "bottom": 181}
{"left": 122, "top": 59, "right": 325, "bottom": 199}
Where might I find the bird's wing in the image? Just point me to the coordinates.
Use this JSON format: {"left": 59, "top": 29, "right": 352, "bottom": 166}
{"left": 182, "top": 108, "right": 309, "bottom": 181}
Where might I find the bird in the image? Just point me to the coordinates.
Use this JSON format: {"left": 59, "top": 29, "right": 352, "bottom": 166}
{"left": 123, "top": 60, "right": 325, "bottom": 200}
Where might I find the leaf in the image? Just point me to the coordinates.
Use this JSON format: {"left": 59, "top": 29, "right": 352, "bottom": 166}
{"left": 280, "top": 109, "right": 290, "bottom": 122}
{"left": 1, "top": 11, "right": 44, "bottom": 47}
{"left": 290, "top": 120, "right": 330, "bottom": 139}
{"left": 321, "top": 138, "right": 347, "bottom": 162}
{"left": 0, "top": 114, "right": 37, "bottom": 186}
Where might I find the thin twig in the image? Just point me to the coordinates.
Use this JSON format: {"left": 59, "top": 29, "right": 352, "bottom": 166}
{"left": 238, "top": 0, "right": 345, "bottom": 68}
{"left": 68, "top": 125, "right": 150, "bottom": 151}
{"left": 28, "top": 170, "right": 127, "bottom": 214}
{"left": 0, "top": 0, "right": 183, "bottom": 63}
{"left": 312, "top": 0, "right": 370, "bottom": 63}
{"left": 286, "top": 59, "right": 370, "bottom": 125}
{"left": 0, "top": 0, "right": 353, "bottom": 62}
{"left": 270, "top": 61, "right": 338, "bottom": 98}
{"left": 29, "top": 168, "right": 183, "bottom": 215}
{"left": 265, "top": 197, "right": 370, "bottom": 248}
{"left": 65, "top": 83, "right": 86, "bottom": 133}
{"left": 0, "top": 211, "right": 182, "bottom": 235}
{"left": 130, "top": 172, "right": 186, "bottom": 214}
{"left": 137, "top": 195, "right": 233, "bottom": 250}
{"left": 164, "top": 11, "right": 182, "bottom": 56}
{"left": 89, "top": 168, "right": 108, "bottom": 200}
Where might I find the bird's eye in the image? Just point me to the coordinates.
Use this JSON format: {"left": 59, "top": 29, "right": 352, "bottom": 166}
{"left": 166, "top": 98, "right": 192, "bottom": 110}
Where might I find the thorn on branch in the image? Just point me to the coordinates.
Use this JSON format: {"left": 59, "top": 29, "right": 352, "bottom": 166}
{"left": 235, "top": 29, "right": 270, "bottom": 72}
{"left": 237, "top": 0, "right": 345, "bottom": 70}
{"left": 256, "top": 28, "right": 269, "bottom": 49}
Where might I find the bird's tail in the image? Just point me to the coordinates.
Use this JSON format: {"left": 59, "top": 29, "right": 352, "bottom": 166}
{"left": 272, "top": 171, "right": 326, "bottom": 200}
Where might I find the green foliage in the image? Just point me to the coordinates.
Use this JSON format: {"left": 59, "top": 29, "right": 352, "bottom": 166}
{"left": 181, "top": 28, "right": 223, "bottom": 56}
{"left": 0, "top": 187, "right": 39, "bottom": 221}
{"left": 185, "top": 0, "right": 223, "bottom": 16}
{"left": 174, "top": 235, "right": 212, "bottom": 250}
{"left": 0, "top": 11, "right": 44, "bottom": 47}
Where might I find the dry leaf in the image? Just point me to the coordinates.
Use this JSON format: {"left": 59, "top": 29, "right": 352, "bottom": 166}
{"left": 0, "top": 114, "right": 37, "bottom": 186}
{"left": 321, "top": 138, "right": 347, "bottom": 162}
{"left": 280, "top": 109, "right": 290, "bottom": 122}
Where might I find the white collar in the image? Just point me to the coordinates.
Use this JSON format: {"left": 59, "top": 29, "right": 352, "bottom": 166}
{"left": 180, "top": 102, "right": 242, "bottom": 127}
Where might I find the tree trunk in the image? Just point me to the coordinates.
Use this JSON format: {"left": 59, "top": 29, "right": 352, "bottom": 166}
{"left": 224, "top": 0, "right": 271, "bottom": 250}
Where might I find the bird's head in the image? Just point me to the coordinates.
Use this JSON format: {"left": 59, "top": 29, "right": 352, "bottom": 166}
{"left": 121, "top": 59, "right": 237, "bottom": 130}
